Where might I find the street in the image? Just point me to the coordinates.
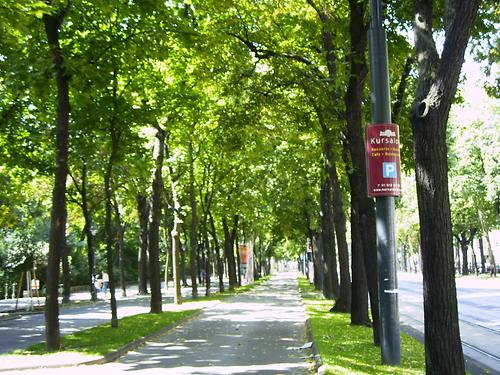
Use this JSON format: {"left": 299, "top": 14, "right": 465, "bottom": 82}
{"left": 398, "top": 272, "right": 500, "bottom": 374}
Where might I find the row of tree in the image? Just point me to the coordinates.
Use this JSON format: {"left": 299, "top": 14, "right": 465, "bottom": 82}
{"left": 1, "top": 1, "right": 498, "bottom": 374}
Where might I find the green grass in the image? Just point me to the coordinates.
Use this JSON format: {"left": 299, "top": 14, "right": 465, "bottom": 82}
{"left": 16, "top": 309, "right": 199, "bottom": 357}
{"left": 298, "top": 277, "right": 425, "bottom": 374}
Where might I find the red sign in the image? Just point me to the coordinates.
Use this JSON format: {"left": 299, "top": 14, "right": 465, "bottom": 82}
{"left": 365, "top": 123, "right": 402, "bottom": 197}
{"left": 239, "top": 244, "right": 248, "bottom": 265}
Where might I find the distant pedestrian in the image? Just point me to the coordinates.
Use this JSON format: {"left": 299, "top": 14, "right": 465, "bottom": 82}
{"left": 201, "top": 269, "right": 206, "bottom": 286}
{"left": 102, "top": 271, "right": 109, "bottom": 297}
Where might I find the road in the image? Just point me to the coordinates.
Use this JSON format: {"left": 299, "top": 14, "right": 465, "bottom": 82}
{"left": 398, "top": 272, "right": 500, "bottom": 374}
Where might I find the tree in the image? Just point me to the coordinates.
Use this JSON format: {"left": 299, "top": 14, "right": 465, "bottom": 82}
{"left": 409, "top": 1, "right": 482, "bottom": 373}
{"left": 42, "top": 0, "right": 72, "bottom": 351}
{"left": 148, "top": 122, "right": 165, "bottom": 313}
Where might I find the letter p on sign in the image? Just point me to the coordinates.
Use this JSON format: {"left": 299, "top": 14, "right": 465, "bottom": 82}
{"left": 383, "top": 162, "right": 397, "bottom": 178}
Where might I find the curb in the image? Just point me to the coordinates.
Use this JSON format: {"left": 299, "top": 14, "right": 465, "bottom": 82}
{"left": 0, "top": 309, "right": 203, "bottom": 372}
{"left": 305, "top": 318, "right": 325, "bottom": 374}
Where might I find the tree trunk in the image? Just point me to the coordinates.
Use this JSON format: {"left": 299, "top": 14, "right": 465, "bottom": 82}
{"left": 43, "top": 3, "right": 71, "bottom": 350}
{"left": 349, "top": 199, "right": 370, "bottom": 326}
{"left": 345, "top": 0, "right": 380, "bottom": 345}
{"left": 180, "top": 233, "right": 188, "bottom": 287}
{"left": 236, "top": 235, "right": 242, "bottom": 287}
{"left": 319, "top": 179, "right": 338, "bottom": 299}
{"left": 410, "top": 2, "right": 481, "bottom": 372}
{"left": 188, "top": 142, "right": 198, "bottom": 298}
{"left": 114, "top": 198, "right": 126, "bottom": 297}
{"left": 209, "top": 212, "right": 224, "bottom": 293}
{"left": 136, "top": 194, "right": 149, "bottom": 295}
{"left": 326, "top": 137, "right": 350, "bottom": 312}
{"left": 61, "top": 245, "right": 71, "bottom": 303}
{"left": 479, "top": 237, "right": 486, "bottom": 274}
{"left": 81, "top": 161, "right": 97, "bottom": 301}
{"left": 171, "top": 179, "right": 183, "bottom": 305}
{"left": 457, "top": 233, "right": 470, "bottom": 275}
{"left": 148, "top": 125, "right": 165, "bottom": 313}
{"left": 104, "top": 132, "right": 118, "bottom": 328}
{"left": 203, "top": 222, "right": 212, "bottom": 296}
{"left": 313, "top": 232, "right": 323, "bottom": 291}
{"left": 471, "top": 242, "right": 479, "bottom": 276}
{"left": 479, "top": 210, "right": 497, "bottom": 277}
{"left": 223, "top": 216, "right": 239, "bottom": 290}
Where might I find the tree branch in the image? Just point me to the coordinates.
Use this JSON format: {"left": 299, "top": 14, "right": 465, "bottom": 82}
{"left": 227, "top": 32, "right": 326, "bottom": 80}
{"left": 392, "top": 56, "right": 414, "bottom": 123}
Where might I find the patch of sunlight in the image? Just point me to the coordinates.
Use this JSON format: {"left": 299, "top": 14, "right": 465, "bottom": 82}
{"left": 163, "top": 345, "right": 190, "bottom": 351}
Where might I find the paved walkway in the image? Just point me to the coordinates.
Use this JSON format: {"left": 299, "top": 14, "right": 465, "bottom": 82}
{"left": 5, "top": 272, "right": 314, "bottom": 374}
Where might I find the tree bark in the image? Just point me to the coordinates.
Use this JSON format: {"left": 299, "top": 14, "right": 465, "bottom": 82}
{"left": 188, "top": 142, "right": 198, "bottom": 298}
{"left": 43, "top": 2, "right": 71, "bottom": 350}
{"left": 209, "top": 212, "right": 224, "bottom": 293}
{"left": 410, "top": 1, "right": 481, "bottom": 372}
{"left": 171, "top": 179, "right": 183, "bottom": 305}
{"left": 61, "top": 245, "right": 71, "bottom": 303}
{"left": 148, "top": 125, "right": 165, "bottom": 313}
{"left": 136, "top": 194, "right": 149, "bottom": 295}
{"left": 345, "top": 0, "right": 380, "bottom": 345}
{"left": 104, "top": 124, "right": 118, "bottom": 328}
{"left": 114, "top": 198, "right": 126, "bottom": 297}
{"left": 479, "top": 210, "right": 497, "bottom": 276}
{"left": 223, "top": 216, "right": 239, "bottom": 290}
{"left": 479, "top": 237, "right": 486, "bottom": 274}
{"left": 319, "top": 179, "right": 338, "bottom": 299}
{"left": 81, "top": 161, "right": 97, "bottom": 301}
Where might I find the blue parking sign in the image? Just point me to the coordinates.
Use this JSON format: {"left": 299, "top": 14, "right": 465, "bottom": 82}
{"left": 383, "top": 162, "right": 397, "bottom": 178}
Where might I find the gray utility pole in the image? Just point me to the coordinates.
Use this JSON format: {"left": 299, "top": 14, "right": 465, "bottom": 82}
{"left": 367, "top": 0, "right": 401, "bottom": 365}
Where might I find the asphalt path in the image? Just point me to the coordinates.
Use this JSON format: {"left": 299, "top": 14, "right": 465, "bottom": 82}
{"left": 5, "top": 272, "right": 313, "bottom": 374}
{"left": 398, "top": 272, "right": 500, "bottom": 374}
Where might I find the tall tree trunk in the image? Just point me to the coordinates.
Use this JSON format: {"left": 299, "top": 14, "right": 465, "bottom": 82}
{"left": 319, "top": 179, "right": 337, "bottom": 299}
{"left": 479, "top": 210, "right": 497, "bottom": 276}
{"left": 209, "top": 212, "right": 224, "bottom": 293}
{"left": 104, "top": 128, "right": 118, "bottom": 328}
{"left": 188, "top": 142, "right": 198, "bottom": 298}
{"left": 203, "top": 222, "right": 212, "bottom": 296}
{"left": 148, "top": 125, "right": 165, "bottom": 313}
{"left": 457, "top": 232, "right": 470, "bottom": 275}
{"left": 61, "top": 245, "right": 71, "bottom": 303}
{"left": 81, "top": 161, "right": 97, "bottom": 302}
{"left": 345, "top": 0, "right": 380, "bottom": 345}
{"left": 180, "top": 232, "right": 188, "bottom": 287}
{"left": 171, "top": 179, "right": 183, "bottom": 305}
{"left": 136, "top": 194, "right": 149, "bottom": 295}
{"left": 349, "top": 194, "right": 370, "bottom": 326}
{"left": 313, "top": 232, "right": 323, "bottom": 291}
{"left": 114, "top": 198, "right": 126, "bottom": 297}
{"left": 479, "top": 237, "right": 486, "bottom": 274}
{"left": 322, "top": 127, "right": 349, "bottom": 310}
{"left": 236, "top": 234, "right": 242, "bottom": 287}
{"left": 43, "top": 3, "right": 71, "bottom": 350}
{"left": 223, "top": 215, "right": 239, "bottom": 290}
{"left": 410, "top": 1, "right": 481, "bottom": 372}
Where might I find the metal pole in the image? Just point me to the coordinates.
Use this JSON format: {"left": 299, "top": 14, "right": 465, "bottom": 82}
{"left": 368, "top": 0, "right": 401, "bottom": 365}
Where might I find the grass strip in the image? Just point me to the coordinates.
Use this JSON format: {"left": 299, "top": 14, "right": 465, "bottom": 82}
{"left": 16, "top": 309, "right": 198, "bottom": 357}
{"left": 298, "top": 277, "right": 425, "bottom": 374}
